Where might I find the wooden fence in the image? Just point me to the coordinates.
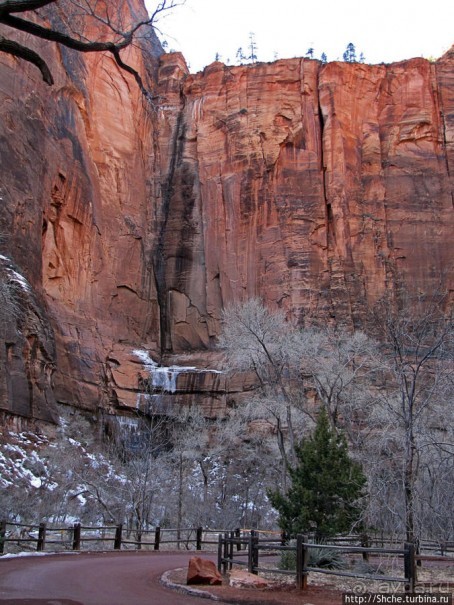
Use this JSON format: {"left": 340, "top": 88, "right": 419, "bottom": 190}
{"left": 1, "top": 520, "right": 453, "bottom": 568}
{"left": 0, "top": 520, "right": 223, "bottom": 554}
{"left": 218, "top": 530, "right": 422, "bottom": 592}
{"left": 326, "top": 533, "right": 454, "bottom": 559}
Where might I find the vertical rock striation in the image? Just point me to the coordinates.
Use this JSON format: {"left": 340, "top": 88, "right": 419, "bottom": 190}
{"left": 157, "top": 51, "right": 453, "bottom": 351}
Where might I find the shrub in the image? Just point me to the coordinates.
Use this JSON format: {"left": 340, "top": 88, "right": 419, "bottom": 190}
{"left": 279, "top": 540, "right": 346, "bottom": 571}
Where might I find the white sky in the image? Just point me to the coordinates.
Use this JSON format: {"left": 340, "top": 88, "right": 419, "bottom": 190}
{"left": 148, "top": 0, "right": 454, "bottom": 73}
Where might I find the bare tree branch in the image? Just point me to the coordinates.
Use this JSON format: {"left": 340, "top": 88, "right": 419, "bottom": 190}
{"left": 0, "top": 0, "right": 56, "bottom": 17}
{"left": 3, "top": 13, "right": 135, "bottom": 52}
{"left": 0, "top": 33, "right": 53, "bottom": 82}
{"left": 0, "top": 0, "right": 184, "bottom": 96}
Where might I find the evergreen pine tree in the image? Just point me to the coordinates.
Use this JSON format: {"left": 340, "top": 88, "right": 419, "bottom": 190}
{"left": 268, "top": 409, "right": 366, "bottom": 539}
{"left": 343, "top": 42, "right": 357, "bottom": 63}
{"left": 248, "top": 32, "right": 258, "bottom": 62}
{"left": 236, "top": 47, "right": 245, "bottom": 63}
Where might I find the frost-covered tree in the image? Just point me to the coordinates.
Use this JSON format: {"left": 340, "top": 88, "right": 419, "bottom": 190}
{"left": 220, "top": 299, "right": 306, "bottom": 474}
{"left": 368, "top": 294, "right": 454, "bottom": 542}
{"left": 299, "top": 328, "right": 378, "bottom": 442}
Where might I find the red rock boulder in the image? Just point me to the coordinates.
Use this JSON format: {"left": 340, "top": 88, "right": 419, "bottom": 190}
{"left": 187, "top": 557, "right": 223, "bottom": 586}
{"left": 229, "top": 570, "right": 270, "bottom": 589}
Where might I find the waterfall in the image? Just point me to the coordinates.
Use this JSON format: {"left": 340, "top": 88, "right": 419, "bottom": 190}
{"left": 133, "top": 349, "right": 194, "bottom": 394}
{"left": 132, "top": 349, "right": 222, "bottom": 396}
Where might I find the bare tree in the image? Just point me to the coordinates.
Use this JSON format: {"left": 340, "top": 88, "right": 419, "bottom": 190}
{"left": 370, "top": 294, "right": 454, "bottom": 542}
{"left": 219, "top": 297, "right": 454, "bottom": 541}
{"left": 219, "top": 299, "right": 307, "bottom": 474}
{"left": 300, "top": 328, "right": 378, "bottom": 440}
{"left": 0, "top": 0, "right": 183, "bottom": 98}
{"left": 164, "top": 407, "right": 211, "bottom": 541}
{"left": 110, "top": 411, "right": 173, "bottom": 542}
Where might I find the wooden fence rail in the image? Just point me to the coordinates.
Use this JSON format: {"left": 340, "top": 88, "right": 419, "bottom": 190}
{"left": 1, "top": 520, "right": 453, "bottom": 566}
{"left": 0, "top": 520, "right": 214, "bottom": 554}
{"left": 218, "top": 531, "right": 418, "bottom": 592}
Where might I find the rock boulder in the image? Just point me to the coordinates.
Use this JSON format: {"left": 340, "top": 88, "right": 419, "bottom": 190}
{"left": 229, "top": 569, "right": 270, "bottom": 589}
{"left": 187, "top": 557, "right": 223, "bottom": 586}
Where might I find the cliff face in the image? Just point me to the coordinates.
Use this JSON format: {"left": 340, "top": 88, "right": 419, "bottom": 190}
{"left": 0, "top": 0, "right": 164, "bottom": 419}
{"left": 158, "top": 53, "right": 453, "bottom": 352}
{"left": 0, "top": 5, "right": 452, "bottom": 423}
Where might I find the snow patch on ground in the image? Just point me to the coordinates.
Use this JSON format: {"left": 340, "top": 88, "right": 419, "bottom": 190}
{"left": 1, "top": 551, "right": 79, "bottom": 559}
{"left": 0, "top": 422, "right": 125, "bottom": 527}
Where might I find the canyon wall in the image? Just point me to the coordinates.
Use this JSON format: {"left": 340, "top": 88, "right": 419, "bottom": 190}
{"left": 0, "top": 3, "right": 452, "bottom": 422}
{"left": 0, "top": 0, "right": 165, "bottom": 421}
{"left": 158, "top": 52, "right": 453, "bottom": 352}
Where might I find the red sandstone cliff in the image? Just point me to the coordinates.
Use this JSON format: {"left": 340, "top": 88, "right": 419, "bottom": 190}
{"left": 0, "top": 0, "right": 164, "bottom": 420}
{"left": 158, "top": 53, "right": 453, "bottom": 352}
{"left": 0, "top": 3, "right": 452, "bottom": 422}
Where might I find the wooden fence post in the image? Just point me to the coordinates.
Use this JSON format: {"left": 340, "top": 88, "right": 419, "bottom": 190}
{"left": 404, "top": 542, "right": 416, "bottom": 592}
{"left": 154, "top": 526, "right": 161, "bottom": 551}
{"left": 222, "top": 532, "right": 229, "bottom": 575}
{"left": 114, "top": 523, "right": 122, "bottom": 550}
{"left": 37, "top": 522, "right": 46, "bottom": 551}
{"left": 0, "top": 520, "right": 6, "bottom": 554}
{"left": 235, "top": 527, "right": 241, "bottom": 551}
{"left": 296, "top": 534, "right": 303, "bottom": 589}
{"left": 253, "top": 531, "right": 259, "bottom": 574}
{"left": 361, "top": 533, "right": 370, "bottom": 562}
{"left": 228, "top": 531, "right": 235, "bottom": 570}
{"left": 217, "top": 533, "right": 223, "bottom": 573}
{"left": 415, "top": 538, "right": 422, "bottom": 567}
{"left": 72, "top": 522, "right": 81, "bottom": 551}
{"left": 196, "top": 527, "right": 203, "bottom": 551}
{"left": 302, "top": 536, "right": 309, "bottom": 589}
{"left": 247, "top": 531, "right": 253, "bottom": 573}
{"left": 296, "top": 534, "right": 308, "bottom": 590}
{"left": 247, "top": 530, "right": 258, "bottom": 575}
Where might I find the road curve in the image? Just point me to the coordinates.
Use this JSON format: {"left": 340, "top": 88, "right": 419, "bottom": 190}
{"left": 0, "top": 551, "right": 217, "bottom": 605}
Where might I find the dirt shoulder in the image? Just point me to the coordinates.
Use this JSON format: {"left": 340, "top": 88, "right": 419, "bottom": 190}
{"left": 163, "top": 567, "right": 343, "bottom": 605}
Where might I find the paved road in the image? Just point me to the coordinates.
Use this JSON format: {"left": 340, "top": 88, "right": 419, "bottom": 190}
{"left": 0, "top": 551, "right": 216, "bottom": 605}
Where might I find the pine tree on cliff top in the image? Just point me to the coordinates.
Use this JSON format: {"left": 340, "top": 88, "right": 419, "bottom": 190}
{"left": 268, "top": 408, "right": 366, "bottom": 539}
{"left": 343, "top": 42, "right": 357, "bottom": 63}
